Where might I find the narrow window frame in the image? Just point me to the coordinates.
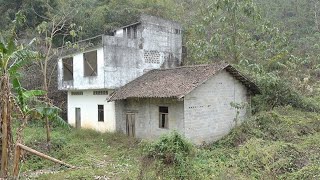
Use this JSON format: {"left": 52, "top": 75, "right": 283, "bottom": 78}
{"left": 83, "top": 50, "right": 98, "bottom": 77}
{"left": 159, "top": 106, "right": 168, "bottom": 129}
{"left": 62, "top": 57, "right": 74, "bottom": 81}
{"left": 98, "top": 105, "right": 104, "bottom": 122}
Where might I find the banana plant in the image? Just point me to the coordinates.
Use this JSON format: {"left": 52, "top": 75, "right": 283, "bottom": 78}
{"left": 0, "top": 11, "right": 65, "bottom": 178}
{"left": 12, "top": 77, "right": 69, "bottom": 144}
{"left": 0, "top": 14, "right": 35, "bottom": 177}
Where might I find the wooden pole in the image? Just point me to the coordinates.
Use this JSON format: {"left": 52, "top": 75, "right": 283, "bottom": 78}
{"left": 17, "top": 143, "right": 75, "bottom": 168}
{"left": 12, "top": 143, "right": 75, "bottom": 178}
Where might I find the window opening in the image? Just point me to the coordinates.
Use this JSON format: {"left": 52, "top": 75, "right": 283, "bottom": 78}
{"left": 71, "top": 91, "right": 83, "bottom": 95}
{"left": 93, "top": 91, "right": 108, "bottom": 95}
{"left": 133, "top": 26, "right": 137, "bottom": 39}
{"left": 62, "top": 57, "right": 73, "bottom": 81}
{"left": 98, "top": 105, "right": 104, "bottom": 122}
{"left": 159, "top": 106, "right": 168, "bottom": 129}
{"left": 83, "top": 50, "right": 97, "bottom": 76}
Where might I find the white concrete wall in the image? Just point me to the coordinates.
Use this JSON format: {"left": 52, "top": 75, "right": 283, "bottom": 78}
{"left": 184, "top": 70, "right": 249, "bottom": 145}
{"left": 116, "top": 98, "right": 184, "bottom": 140}
{"left": 67, "top": 90, "right": 116, "bottom": 132}
{"left": 58, "top": 15, "right": 183, "bottom": 91}
{"left": 58, "top": 47, "right": 105, "bottom": 90}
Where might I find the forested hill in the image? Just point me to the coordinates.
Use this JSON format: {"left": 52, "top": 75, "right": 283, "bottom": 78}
{"left": 1, "top": 1, "right": 320, "bottom": 179}
{"left": 1, "top": 0, "right": 320, "bottom": 111}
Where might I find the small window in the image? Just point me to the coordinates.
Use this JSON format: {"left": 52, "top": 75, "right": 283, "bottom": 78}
{"left": 71, "top": 91, "right": 83, "bottom": 95}
{"left": 93, "top": 91, "right": 108, "bottom": 95}
{"left": 133, "top": 26, "right": 137, "bottom": 39}
{"left": 159, "top": 106, "right": 168, "bottom": 129}
{"left": 126, "top": 27, "right": 131, "bottom": 38}
{"left": 62, "top": 57, "right": 73, "bottom": 81}
{"left": 83, "top": 50, "right": 97, "bottom": 77}
{"left": 98, "top": 105, "right": 104, "bottom": 122}
{"left": 123, "top": 28, "right": 127, "bottom": 38}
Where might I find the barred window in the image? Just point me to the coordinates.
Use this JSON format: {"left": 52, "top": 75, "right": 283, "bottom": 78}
{"left": 93, "top": 91, "right": 108, "bottom": 95}
{"left": 71, "top": 91, "right": 83, "bottom": 95}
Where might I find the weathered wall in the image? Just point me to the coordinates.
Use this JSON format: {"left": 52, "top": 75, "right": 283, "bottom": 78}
{"left": 58, "top": 47, "right": 105, "bottom": 90}
{"left": 103, "top": 36, "right": 161, "bottom": 88}
{"left": 141, "top": 15, "right": 182, "bottom": 68}
{"left": 115, "top": 98, "right": 184, "bottom": 140}
{"left": 58, "top": 15, "right": 182, "bottom": 91}
{"left": 67, "top": 90, "right": 116, "bottom": 132}
{"left": 184, "top": 70, "right": 249, "bottom": 145}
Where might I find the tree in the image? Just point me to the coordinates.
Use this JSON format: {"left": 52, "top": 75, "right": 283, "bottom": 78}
{"left": 31, "top": 0, "right": 81, "bottom": 149}
{"left": 185, "top": 0, "right": 258, "bottom": 64}
{"left": 0, "top": 11, "right": 37, "bottom": 178}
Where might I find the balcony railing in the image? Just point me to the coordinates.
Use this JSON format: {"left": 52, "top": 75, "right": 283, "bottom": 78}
{"left": 57, "top": 35, "right": 103, "bottom": 57}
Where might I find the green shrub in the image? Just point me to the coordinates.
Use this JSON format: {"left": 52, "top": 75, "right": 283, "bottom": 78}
{"left": 252, "top": 73, "right": 320, "bottom": 113}
{"left": 139, "top": 131, "right": 195, "bottom": 179}
{"left": 143, "top": 131, "right": 193, "bottom": 165}
{"left": 213, "top": 107, "right": 320, "bottom": 148}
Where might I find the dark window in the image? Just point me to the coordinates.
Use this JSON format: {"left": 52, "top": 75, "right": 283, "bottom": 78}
{"left": 126, "top": 27, "right": 131, "bottom": 38}
{"left": 159, "top": 106, "right": 168, "bottom": 129}
{"left": 83, "top": 50, "right": 97, "bottom": 77}
{"left": 71, "top": 91, "right": 83, "bottom": 95}
{"left": 133, "top": 26, "right": 137, "bottom": 39}
{"left": 62, "top": 57, "right": 73, "bottom": 81}
{"left": 98, "top": 105, "right": 104, "bottom": 122}
{"left": 93, "top": 91, "right": 108, "bottom": 95}
{"left": 123, "top": 28, "right": 126, "bottom": 38}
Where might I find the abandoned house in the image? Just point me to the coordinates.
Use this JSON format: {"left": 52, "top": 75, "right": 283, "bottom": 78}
{"left": 108, "top": 62, "right": 260, "bottom": 144}
{"left": 57, "top": 15, "right": 182, "bottom": 132}
{"left": 57, "top": 14, "right": 259, "bottom": 144}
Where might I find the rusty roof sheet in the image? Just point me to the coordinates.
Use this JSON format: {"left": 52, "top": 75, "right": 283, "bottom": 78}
{"left": 108, "top": 61, "right": 260, "bottom": 101}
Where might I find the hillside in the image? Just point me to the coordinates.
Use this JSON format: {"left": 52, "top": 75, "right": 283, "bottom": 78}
{"left": 18, "top": 106, "right": 319, "bottom": 179}
{"left": 1, "top": 0, "right": 320, "bottom": 179}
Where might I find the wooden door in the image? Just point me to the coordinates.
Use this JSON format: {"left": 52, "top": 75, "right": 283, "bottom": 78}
{"left": 126, "top": 113, "right": 135, "bottom": 137}
{"left": 75, "top": 108, "right": 81, "bottom": 129}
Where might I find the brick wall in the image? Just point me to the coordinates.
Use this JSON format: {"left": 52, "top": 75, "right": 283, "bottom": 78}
{"left": 116, "top": 98, "right": 184, "bottom": 140}
{"left": 184, "top": 70, "right": 249, "bottom": 145}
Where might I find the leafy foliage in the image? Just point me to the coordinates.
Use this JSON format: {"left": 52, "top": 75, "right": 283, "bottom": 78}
{"left": 143, "top": 131, "right": 193, "bottom": 165}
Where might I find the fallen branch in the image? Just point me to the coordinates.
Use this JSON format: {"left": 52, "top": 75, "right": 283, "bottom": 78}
{"left": 13, "top": 143, "right": 75, "bottom": 178}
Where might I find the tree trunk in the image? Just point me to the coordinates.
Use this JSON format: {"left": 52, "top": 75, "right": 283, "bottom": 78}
{"left": 45, "top": 117, "right": 51, "bottom": 151}
{"left": 232, "top": 0, "right": 238, "bottom": 63}
{"left": 12, "top": 144, "right": 21, "bottom": 178}
{"left": 1, "top": 75, "right": 11, "bottom": 178}
{"left": 315, "top": 1, "right": 319, "bottom": 31}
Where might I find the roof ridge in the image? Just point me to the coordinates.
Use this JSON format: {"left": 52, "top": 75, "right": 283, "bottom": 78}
{"left": 153, "top": 61, "right": 229, "bottom": 71}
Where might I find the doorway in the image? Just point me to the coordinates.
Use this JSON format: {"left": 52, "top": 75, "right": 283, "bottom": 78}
{"left": 75, "top": 108, "right": 81, "bottom": 129}
{"left": 126, "top": 113, "right": 135, "bottom": 137}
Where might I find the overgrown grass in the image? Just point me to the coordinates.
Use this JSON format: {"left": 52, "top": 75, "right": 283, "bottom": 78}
{"left": 19, "top": 124, "right": 141, "bottom": 179}
{"left": 18, "top": 106, "right": 320, "bottom": 179}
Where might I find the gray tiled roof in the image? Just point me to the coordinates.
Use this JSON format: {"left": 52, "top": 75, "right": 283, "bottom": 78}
{"left": 108, "top": 61, "right": 260, "bottom": 101}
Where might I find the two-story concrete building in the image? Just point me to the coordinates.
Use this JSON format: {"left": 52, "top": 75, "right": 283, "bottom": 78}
{"left": 58, "top": 15, "right": 259, "bottom": 144}
{"left": 57, "top": 15, "right": 182, "bottom": 132}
